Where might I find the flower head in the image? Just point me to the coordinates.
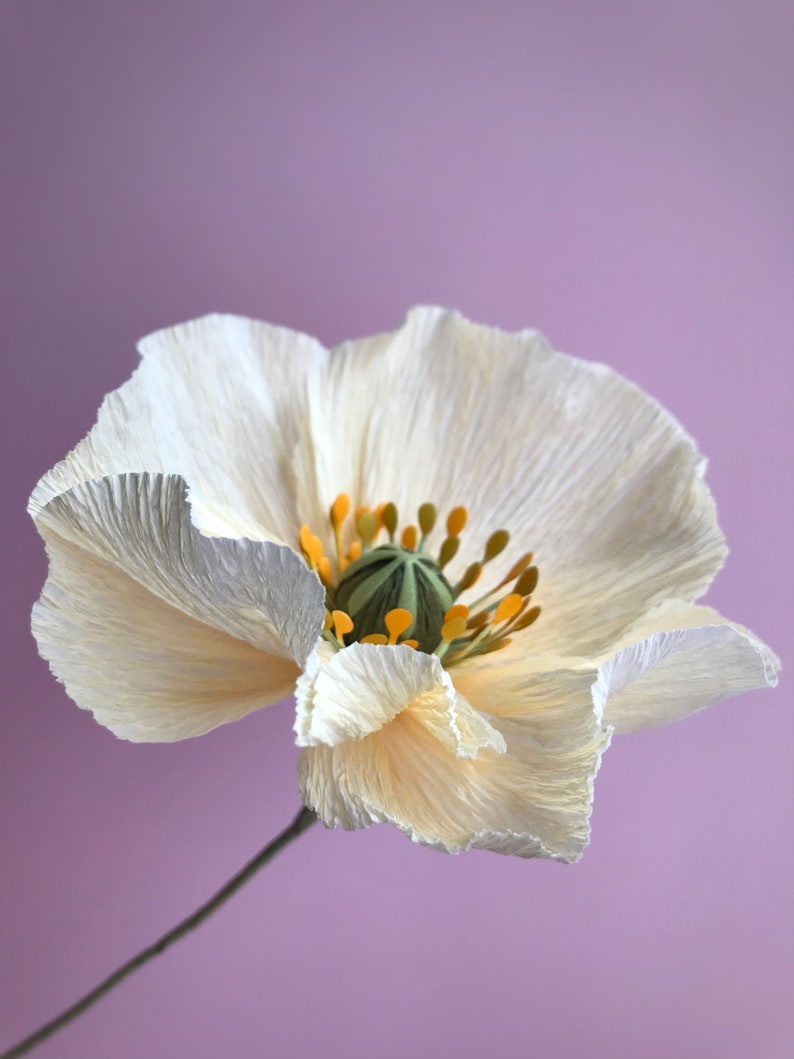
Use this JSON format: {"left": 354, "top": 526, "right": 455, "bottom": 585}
{"left": 30, "top": 308, "right": 779, "bottom": 861}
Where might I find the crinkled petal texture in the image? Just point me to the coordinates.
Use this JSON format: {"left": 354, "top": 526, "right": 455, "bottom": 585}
{"left": 294, "top": 642, "right": 506, "bottom": 755}
{"left": 297, "top": 642, "right": 611, "bottom": 861}
{"left": 597, "top": 600, "right": 779, "bottom": 732}
{"left": 297, "top": 306, "right": 728, "bottom": 658}
{"left": 29, "top": 307, "right": 778, "bottom": 846}
{"left": 33, "top": 473, "right": 325, "bottom": 740}
{"left": 32, "top": 306, "right": 732, "bottom": 663}
{"left": 29, "top": 314, "right": 328, "bottom": 543}
{"left": 296, "top": 603, "right": 777, "bottom": 860}
{"left": 457, "top": 599, "right": 778, "bottom": 734}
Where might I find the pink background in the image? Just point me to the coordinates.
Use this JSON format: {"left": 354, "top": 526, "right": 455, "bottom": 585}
{"left": 1, "top": 2, "right": 791, "bottom": 1057}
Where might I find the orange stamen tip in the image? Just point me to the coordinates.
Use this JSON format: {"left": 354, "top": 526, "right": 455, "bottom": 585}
{"left": 444, "top": 604, "right": 470, "bottom": 622}
{"left": 401, "top": 525, "right": 418, "bottom": 550}
{"left": 318, "top": 556, "right": 332, "bottom": 583}
{"left": 360, "top": 633, "right": 388, "bottom": 645}
{"left": 332, "top": 610, "right": 354, "bottom": 639}
{"left": 307, "top": 534, "right": 324, "bottom": 567}
{"left": 299, "top": 524, "right": 313, "bottom": 552}
{"left": 385, "top": 608, "right": 413, "bottom": 643}
{"left": 506, "top": 552, "right": 534, "bottom": 580}
{"left": 331, "top": 493, "right": 350, "bottom": 526}
{"left": 323, "top": 610, "right": 334, "bottom": 631}
{"left": 446, "top": 506, "right": 468, "bottom": 537}
{"left": 494, "top": 593, "right": 523, "bottom": 623}
{"left": 401, "top": 639, "right": 419, "bottom": 650}
{"left": 348, "top": 541, "right": 362, "bottom": 562}
{"left": 441, "top": 616, "right": 468, "bottom": 643}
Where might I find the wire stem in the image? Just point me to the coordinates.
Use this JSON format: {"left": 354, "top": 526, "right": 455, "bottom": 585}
{"left": 1, "top": 805, "right": 317, "bottom": 1058}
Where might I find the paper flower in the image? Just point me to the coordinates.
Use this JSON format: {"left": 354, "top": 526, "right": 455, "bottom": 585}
{"left": 30, "top": 307, "right": 778, "bottom": 861}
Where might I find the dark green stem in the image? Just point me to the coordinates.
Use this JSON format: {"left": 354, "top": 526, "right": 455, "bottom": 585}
{"left": 1, "top": 805, "right": 317, "bottom": 1058}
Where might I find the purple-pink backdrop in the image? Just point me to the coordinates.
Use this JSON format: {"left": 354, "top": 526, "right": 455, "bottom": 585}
{"left": 2, "top": 2, "right": 791, "bottom": 1057}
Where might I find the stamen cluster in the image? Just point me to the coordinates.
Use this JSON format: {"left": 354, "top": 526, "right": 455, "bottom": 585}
{"left": 299, "top": 495, "right": 540, "bottom": 667}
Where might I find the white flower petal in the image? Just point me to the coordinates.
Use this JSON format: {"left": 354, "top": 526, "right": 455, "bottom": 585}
{"left": 294, "top": 306, "right": 556, "bottom": 558}
{"left": 597, "top": 602, "right": 780, "bottom": 733}
{"left": 299, "top": 663, "right": 610, "bottom": 862}
{"left": 35, "top": 472, "right": 325, "bottom": 666}
{"left": 295, "top": 641, "right": 504, "bottom": 758}
{"left": 408, "top": 676, "right": 506, "bottom": 760}
{"left": 300, "top": 306, "right": 725, "bottom": 655}
{"left": 27, "top": 306, "right": 777, "bottom": 861}
{"left": 29, "top": 314, "right": 327, "bottom": 544}
{"left": 33, "top": 530, "right": 299, "bottom": 742}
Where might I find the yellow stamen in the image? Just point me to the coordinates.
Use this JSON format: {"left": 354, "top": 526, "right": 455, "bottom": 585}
{"left": 515, "top": 566, "right": 539, "bottom": 597}
{"left": 318, "top": 556, "right": 333, "bottom": 586}
{"left": 401, "top": 525, "right": 418, "bottom": 550}
{"left": 440, "top": 615, "right": 468, "bottom": 643}
{"left": 356, "top": 510, "right": 377, "bottom": 547}
{"left": 332, "top": 610, "right": 354, "bottom": 642}
{"left": 309, "top": 536, "right": 324, "bottom": 567}
{"left": 489, "top": 551, "right": 534, "bottom": 593}
{"left": 479, "top": 637, "right": 513, "bottom": 655}
{"left": 301, "top": 493, "right": 540, "bottom": 664}
{"left": 456, "top": 562, "right": 482, "bottom": 592}
{"left": 511, "top": 606, "right": 541, "bottom": 631}
{"left": 382, "top": 502, "right": 398, "bottom": 540}
{"left": 299, "top": 525, "right": 324, "bottom": 569}
{"left": 484, "top": 529, "right": 510, "bottom": 562}
{"left": 438, "top": 536, "right": 459, "bottom": 569}
{"left": 446, "top": 506, "right": 468, "bottom": 537}
{"left": 385, "top": 608, "right": 412, "bottom": 644}
{"left": 330, "top": 493, "right": 351, "bottom": 570}
{"left": 373, "top": 503, "right": 387, "bottom": 533}
{"left": 331, "top": 493, "right": 350, "bottom": 527}
{"left": 494, "top": 593, "right": 523, "bottom": 623}
{"left": 506, "top": 551, "right": 533, "bottom": 580}
{"left": 418, "top": 502, "right": 437, "bottom": 536}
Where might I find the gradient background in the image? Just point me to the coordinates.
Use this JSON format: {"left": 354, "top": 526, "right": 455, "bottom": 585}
{"left": 1, "top": 2, "right": 791, "bottom": 1057}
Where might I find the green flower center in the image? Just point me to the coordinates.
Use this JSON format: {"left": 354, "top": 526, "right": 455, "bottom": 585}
{"left": 298, "top": 494, "right": 542, "bottom": 666}
{"left": 333, "top": 543, "right": 454, "bottom": 654}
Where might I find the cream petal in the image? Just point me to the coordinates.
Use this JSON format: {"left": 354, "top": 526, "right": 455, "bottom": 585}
{"left": 408, "top": 675, "right": 506, "bottom": 760}
{"left": 597, "top": 602, "right": 780, "bottom": 733}
{"left": 295, "top": 641, "right": 505, "bottom": 757}
{"left": 293, "top": 306, "right": 557, "bottom": 557}
{"left": 299, "top": 306, "right": 725, "bottom": 655}
{"left": 33, "top": 528, "right": 299, "bottom": 742}
{"left": 35, "top": 473, "right": 325, "bottom": 666}
{"left": 29, "top": 313, "right": 328, "bottom": 545}
{"left": 299, "top": 663, "right": 610, "bottom": 861}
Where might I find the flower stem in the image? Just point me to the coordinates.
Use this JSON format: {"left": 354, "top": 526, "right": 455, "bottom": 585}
{"left": 1, "top": 805, "right": 317, "bottom": 1058}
